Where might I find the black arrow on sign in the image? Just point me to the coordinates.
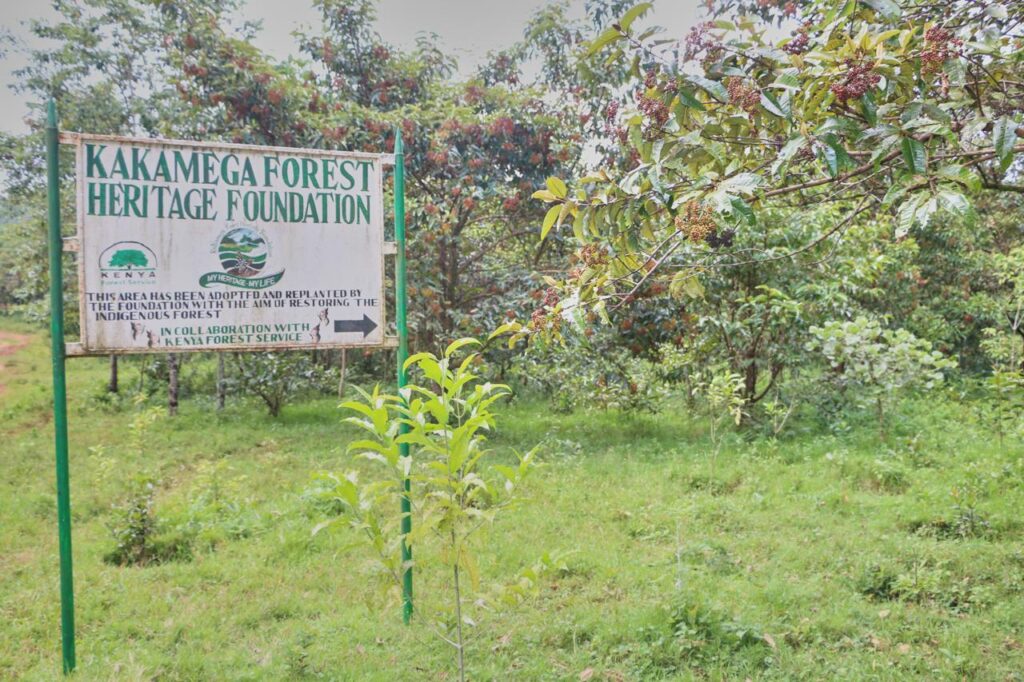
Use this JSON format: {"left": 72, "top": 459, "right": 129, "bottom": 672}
{"left": 334, "top": 314, "right": 378, "bottom": 338}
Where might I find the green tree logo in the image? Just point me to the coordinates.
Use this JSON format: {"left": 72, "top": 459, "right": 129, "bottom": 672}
{"left": 99, "top": 242, "right": 157, "bottom": 273}
{"left": 108, "top": 249, "right": 149, "bottom": 269}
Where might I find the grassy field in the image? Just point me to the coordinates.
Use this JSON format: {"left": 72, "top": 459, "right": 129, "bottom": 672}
{"left": 2, "top": 319, "right": 1023, "bottom": 681}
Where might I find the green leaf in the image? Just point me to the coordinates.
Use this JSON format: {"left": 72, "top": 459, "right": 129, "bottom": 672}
{"left": 676, "top": 89, "right": 705, "bottom": 111}
{"left": 617, "top": 2, "right": 653, "bottom": 32}
{"left": 730, "top": 197, "right": 755, "bottom": 225}
{"left": 403, "top": 350, "right": 436, "bottom": 372}
{"left": 860, "top": 0, "right": 901, "bottom": 19}
{"left": 943, "top": 58, "right": 966, "bottom": 87}
{"left": 897, "top": 196, "right": 921, "bottom": 238}
{"left": 895, "top": 193, "right": 929, "bottom": 238}
{"left": 861, "top": 92, "right": 877, "bottom": 126}
{"left": 683, "top": 275, "right": 705, "bottom": 299}
{"left": 760, "top": 91, "right": 789, "bottom": 119}
{"left": 922, "top": 104, "right": 950, "bottom": 124}
{"left": 935, "top": 164, "right": 981, "bottom": 192}
{"left": 686, "top": 74, "right": 728, "bottom": 102}
{"left": 541, "top": 205, "right": 561, "bottom": 241}
{"left": 444, "top": 337, "right": 480, "bottom": 358}
{"left": 822, "top": 135, "right": 854, "bottom": 175}
{"left": 545, "top": 176, "right": 568, "bottom": 198}
{"left": 488, "top": 321, "right": 522, "bottom": 341}
{"left": 917, "top": 197, "right": 939, "bottom": 228}
{"left": 771, "top": 137, "right": 805, "bottom": 176}
{"left": 669, "top": 270, "right": 706, "bottom": 299}
{"left": 718, "top": 172, "right": 762, "bottom": 196}
{"left": 937, "top": 189, "right": 970, "bottom": 216}
{"left": 586, "top": 26, "right": 622, "bottom": 56}
{"left": 881, "top": 182, "right": 907, "bottom": 208}
{"left": 571, "top": 209, "right": 585, "bottom": 241}
{"left": 769, "top": 72, "right": 800, "bottom": 91}
{"left": 986, "top": 3, "right": 1008, "bottom": 19}
{"left": 993, "top": 116, "right": 1017, "bottom": 172}
{"left": 900, "top": 138, "right": 926, "bottom": 174}
{"left": 820, "top": 143, "right": 838, "bottom": 177}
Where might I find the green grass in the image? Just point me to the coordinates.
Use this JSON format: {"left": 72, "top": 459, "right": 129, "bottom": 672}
{"left": 2, "top": 319, "right": 1023, "bottom": 680}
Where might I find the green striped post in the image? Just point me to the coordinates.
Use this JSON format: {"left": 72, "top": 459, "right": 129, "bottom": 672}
{"left": 46, "top": 99, "right": 76, "bottom": 674}
{"left": 394, "top": 129, "right": 413, "bottom": 623}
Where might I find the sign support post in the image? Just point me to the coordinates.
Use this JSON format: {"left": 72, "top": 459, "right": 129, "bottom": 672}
{"left": 46, "top": 99, "right": 77, "bottom": 674}
{"left": 394, "top": 129, "right": 413, "bottom": 624}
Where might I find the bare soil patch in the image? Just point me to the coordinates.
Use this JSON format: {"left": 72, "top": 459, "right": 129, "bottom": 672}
{"left": 0, "top": 331, "right": 33, "bottom": 396}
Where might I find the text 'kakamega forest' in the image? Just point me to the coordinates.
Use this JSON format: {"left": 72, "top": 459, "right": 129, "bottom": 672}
{"left": 83, "top": 142, "right": 377, "bottom": 225}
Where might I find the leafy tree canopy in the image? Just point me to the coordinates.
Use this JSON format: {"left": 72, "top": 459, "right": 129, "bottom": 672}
{"left": 527, "top": 0, "right": 1024, "bottom": 330}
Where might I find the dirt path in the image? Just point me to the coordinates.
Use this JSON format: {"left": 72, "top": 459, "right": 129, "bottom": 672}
{"left": 0, "top": 331, "right": 34, "bottom": 397}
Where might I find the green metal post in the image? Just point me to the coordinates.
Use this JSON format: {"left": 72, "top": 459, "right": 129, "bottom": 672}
{"left": 394, "top": 129, "right": 413, "bottom": 624}
{"left": 46, "top": 99, "right": 76, "bottom": 673}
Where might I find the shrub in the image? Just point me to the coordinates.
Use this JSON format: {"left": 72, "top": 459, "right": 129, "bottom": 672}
{"left": 857, "top": 561, "right": 992, "bottom": 613}
{"left": 807, "top": 317, "right": 955, "bottom": 440}
{"left": 104, "top": 476, "right": 192, "bottom": 566}
{"left": 611, "top": 598, "right": 772, "bottom": 676}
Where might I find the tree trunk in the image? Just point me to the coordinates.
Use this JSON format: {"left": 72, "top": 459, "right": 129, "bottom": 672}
{"left": 451, "top": 531, "right": 466, "bottom": 682}
{"left": 108, "top": 355, "right": 118, "bottom": 393}
{"left": 876, "top": 395, "right": 886, "bottom": 442}
{"left": 743, "top": 357, "right": 758, "bottom": 403}
{"left": 137, "top": 356, "right": 147, "bottom": 394}
{"left": 216, "top": 353, "right": 226, "bottom": 411}
{"left": 168, "top": 353, "right": 179, "bottom": 416}
{"left": 337, "top": 348, "right": 347, "bottom": 399}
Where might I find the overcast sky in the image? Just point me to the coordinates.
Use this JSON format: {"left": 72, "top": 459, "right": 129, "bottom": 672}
{"left": 0, "top": 1, "right": 704, "bottom": 135}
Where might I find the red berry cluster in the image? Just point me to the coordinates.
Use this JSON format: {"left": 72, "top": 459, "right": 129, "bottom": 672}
{"left": 921, "top": 26, "right": 962, "bottom": 75}
{"left": 685, "top": 22, "right": 723, "bottom": 66}
{"left": 488, "top": 116, "right": 516, "bottom": 137}
{"left": 542, "top": 287, "right": 560, "bottom": 307}
{"left": 605, "top": 100, "right": 620, "bottom": 122}
{"left": 578, "top": 244, "right": 610, "bottom": 267}
{"left": 644, "top": 68, "right": 659, "bottom": 90}
{"left": 637, "top": 91, "right": 670, "bottom": 129}
{"left": 528, "top": 308, "right": 546, "bottom": 331}
{"left": 727, "top": 77, "right": 761, "bottom": 113}
{"left": 675, "top": 201, "right": 717, "bottom": 243}
{"left": 830, "top": 59, "right": 881, "bottom": 103}
{"left": 784, "top": 32, "right": 808, "bottom": 54}
{"left": 784, "top": 24, "right": 811, "bottom": 55}
{"left": 528, "top": 288, "right": 563, "bottom": 332}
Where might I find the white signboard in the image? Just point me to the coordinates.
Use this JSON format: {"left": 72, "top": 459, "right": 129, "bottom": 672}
{"left": 71, "top": 135, "right": 389, "bottom": 353}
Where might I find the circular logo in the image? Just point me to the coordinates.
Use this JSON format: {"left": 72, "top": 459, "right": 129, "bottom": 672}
{"left": 98, "top": 241, "right": 158, "bottom": 286}
{"left": 218, "top": 226, "right": 267, "bottom": 278}
{"left": 100, "top": 241, "right": 157, "bottom": 271}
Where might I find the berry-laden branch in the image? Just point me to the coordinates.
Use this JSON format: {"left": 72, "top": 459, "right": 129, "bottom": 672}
{"left": 515, "top": 0, "right": 1024, "bottom": 339}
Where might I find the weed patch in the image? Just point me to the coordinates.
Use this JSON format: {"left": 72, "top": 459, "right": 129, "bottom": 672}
{"left": 607, "top": 599, "right": 773, "bottom": 677}
{"left": 856, "top": 561, "right": 993, "bottom": 613}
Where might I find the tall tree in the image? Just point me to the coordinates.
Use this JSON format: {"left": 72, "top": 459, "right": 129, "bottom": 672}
{"left": 164, "top": 0, "right": 583, "bottom": 348}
